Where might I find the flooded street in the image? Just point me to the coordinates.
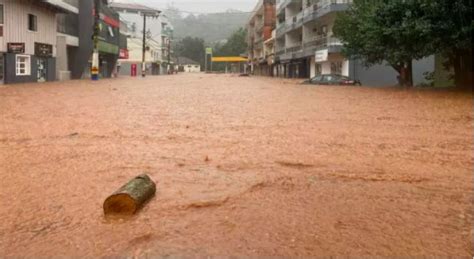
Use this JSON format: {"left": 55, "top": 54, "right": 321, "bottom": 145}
{"left": 0, "top": 73, "right": 472, "bottom": 256}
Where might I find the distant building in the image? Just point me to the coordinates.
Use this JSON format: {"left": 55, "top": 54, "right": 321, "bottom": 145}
{"left": 176, "top": 57, "right": 201, "bottom": 73}
{"left": 110, "top": 2, "right": 173, "bottom": 76}
{"left": 0, "top": 0, "right": 63, "bottom": 84}
{"left": 246, "top": 0, "right": 276, "bottom": 76}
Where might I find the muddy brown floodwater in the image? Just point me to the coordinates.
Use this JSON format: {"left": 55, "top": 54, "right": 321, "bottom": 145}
{"left": 0, "top": 73, "right": 472, "bottom": 257}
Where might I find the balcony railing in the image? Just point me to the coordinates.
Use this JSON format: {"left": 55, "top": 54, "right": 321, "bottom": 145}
{"left": 286, "top": 44, "right": 302, "bottom": 53}
{"left": 303, "top": 36, "right": 342, "bottom": 50}
{"left": 276, "top": 49, "right": 286, "bottom": 56}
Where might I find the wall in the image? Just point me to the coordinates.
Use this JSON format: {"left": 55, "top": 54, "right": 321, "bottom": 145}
{"left": 4, "top": 53, "right": 37, "bottom": 84}
{"left": 183, "top": 64, "right": 200, "bottom": 73}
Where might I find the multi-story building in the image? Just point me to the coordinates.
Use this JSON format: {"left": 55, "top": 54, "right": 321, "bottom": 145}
{"left": 0, "top": 0, "right": 64, "bottom": 84}
{"left": 246, "top": 0, "right": 276, "bottom": 76}
{"left": 274, "top": 0, "right": 435, "bottom": 86}
{"left": 110, "top": 3, "right": 173, "bottom": 76}
{"left": 55, "top": 0, "right": 122, "bottom": 80}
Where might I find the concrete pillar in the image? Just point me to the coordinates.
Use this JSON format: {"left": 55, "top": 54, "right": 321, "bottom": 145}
{"left": 56, "top": 35, "right": 71, "bottom": 81}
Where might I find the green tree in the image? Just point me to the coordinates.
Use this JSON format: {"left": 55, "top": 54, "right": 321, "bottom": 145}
{"left": 212, "top": 28, "right": 248, "bottom": 71}
{"left": 424, "top": 0, "right": 472, "bottom": 88}
{"left": 214, "top": 27, "right": 247, "bottom": 56}
{"left": 174, "top": 36, "right": 206, "bottom": 69}
{"left": 334, "top": 0, "right": 472, "bottom": 88}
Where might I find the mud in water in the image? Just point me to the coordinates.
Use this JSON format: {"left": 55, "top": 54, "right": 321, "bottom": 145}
{"left": 0, "top": 74, "right": 472, "bottom": 256}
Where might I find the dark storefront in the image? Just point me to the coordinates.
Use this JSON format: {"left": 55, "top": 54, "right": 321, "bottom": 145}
{"left": 3, "top": 42, "right": 56, "bottom": 84}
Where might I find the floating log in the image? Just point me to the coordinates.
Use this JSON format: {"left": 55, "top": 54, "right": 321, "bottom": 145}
{"left": 103, "top": 174, "right": 156, "bottom": 216}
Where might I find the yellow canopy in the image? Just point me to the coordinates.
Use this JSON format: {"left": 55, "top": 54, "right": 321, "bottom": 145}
{"left": 211, "top": 56, "right": 248, "bottom": 62}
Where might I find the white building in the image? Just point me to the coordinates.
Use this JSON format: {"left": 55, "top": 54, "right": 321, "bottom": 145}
{"left": 110, "top": 2, "right": 173, "bottom": 76}
{"left": 0, "top": 0, "right": 62, "bottom": 84}
{"left": 175, "top": 57, "right": 200, "bottom": 73}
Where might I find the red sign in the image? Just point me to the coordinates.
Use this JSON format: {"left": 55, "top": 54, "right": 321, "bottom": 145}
{"left": 119, "top": 49, "right": 129, "bottom": 59}
{"left": 131, "top": 64, "right": 137, "bottom": 77}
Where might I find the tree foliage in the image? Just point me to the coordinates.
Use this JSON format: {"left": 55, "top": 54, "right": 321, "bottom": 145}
{"left": 333, "top": 0, "right": 472, "bottom": 88}
{"left": 164, "top": 6, "right": 249, "bottom": 43}
{"left": 214, "top": 28, "right": 248, "bottom": 57}
{"left": 212, "top": 28, "right": 248, "bottom": 71}
{"left": 174, "top": 36, "right": 206, "bottom": 68}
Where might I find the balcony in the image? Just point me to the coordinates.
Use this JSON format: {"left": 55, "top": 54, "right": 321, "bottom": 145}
{"left": 303, "top": 0, "right": 352, "bottom": 23}
{"left": 286, "top": 44, "right": 302, "bottom": 53}
{"left": 303, "top": 36, "right": 343, "bottom": 53}
{"left": 276, "top": 49, "right": 286, "bottom": 56}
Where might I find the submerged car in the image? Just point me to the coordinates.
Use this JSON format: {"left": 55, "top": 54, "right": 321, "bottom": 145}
{"left": 303, "top": 74, "right": 361, "bottom": 86}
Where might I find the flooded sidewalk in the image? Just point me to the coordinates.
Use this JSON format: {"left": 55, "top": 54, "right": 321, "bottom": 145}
{"left": 0, "top": 74, "right": 472, "bottom": 257}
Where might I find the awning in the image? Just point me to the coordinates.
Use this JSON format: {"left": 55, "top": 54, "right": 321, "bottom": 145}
{"left": 211, "top": 57, "right": 248, "bottom": 62}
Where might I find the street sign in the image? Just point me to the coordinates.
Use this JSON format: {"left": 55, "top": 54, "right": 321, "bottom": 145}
{"left": 205, "top": 48, "right": 213, "bottom": 55}
{"left": 315, "top": 49, "right": 328, "bottom": 62}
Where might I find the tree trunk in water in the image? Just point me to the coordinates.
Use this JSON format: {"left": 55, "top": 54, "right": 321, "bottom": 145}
{"left": 452, "top": 50, "right": 473, "bottom": 90}
{"left": 395, "top": 61, "right": 413, "bottom": 87}
{"left": 103, "top": 174, "right": 156, "bottom": 216}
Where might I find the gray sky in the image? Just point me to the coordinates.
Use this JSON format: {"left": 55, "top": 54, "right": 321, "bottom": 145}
{"left": 113, "top": 0, "right": 256, "bottom": 14}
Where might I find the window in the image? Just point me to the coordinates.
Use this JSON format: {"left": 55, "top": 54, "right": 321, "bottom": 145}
{"left": 28, "top": 14, "right": 37, "bottom": 31}
{"left": 16, "top": 55, "right": 31, "bottom": 76}
{"left": 0, "top": 4, "right": 4, "bottom": 24}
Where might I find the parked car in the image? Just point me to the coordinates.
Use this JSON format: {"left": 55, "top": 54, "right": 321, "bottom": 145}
{"left": 303, "top": 74, "right": 361, "bottom": 86}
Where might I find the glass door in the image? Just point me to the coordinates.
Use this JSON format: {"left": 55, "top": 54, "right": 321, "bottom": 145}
{"left": 37, "top": 58, "right": 47, "bottom": 82}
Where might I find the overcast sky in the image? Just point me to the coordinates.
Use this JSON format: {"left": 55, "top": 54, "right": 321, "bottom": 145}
{"left": 113, "top": 0, "right": 256, "bottom": 14}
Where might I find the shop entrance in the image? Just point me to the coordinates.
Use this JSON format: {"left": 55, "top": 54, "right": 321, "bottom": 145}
{"left": 37, "top": 58, "right": 47, "bottom": 82}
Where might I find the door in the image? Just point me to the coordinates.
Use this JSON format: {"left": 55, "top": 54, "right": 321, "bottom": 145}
{"left": 0, "top": 54, "right": 4, "bottom": 84}
{"left": 37, "top": 58, "right": 47, "bottom": 82}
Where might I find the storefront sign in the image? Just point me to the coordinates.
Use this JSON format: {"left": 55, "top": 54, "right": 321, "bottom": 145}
{"left": 7, "top": 43, "right": 25, "bottom": 54}
{"left": 35, "top": 43, "right": 53, "bottom": 57}
{"left": 119, "top": 49, "right": 129, "bottom": 59}
{"left": 315, "top": 49, "right": 328, "bottom": 62}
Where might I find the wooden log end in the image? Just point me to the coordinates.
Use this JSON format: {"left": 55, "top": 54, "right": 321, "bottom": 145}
{"left": 104, "top": 193, "right": 137, "bottom": 215}
{"left": 103, "top": 174, "right": 156, "bottom": 216}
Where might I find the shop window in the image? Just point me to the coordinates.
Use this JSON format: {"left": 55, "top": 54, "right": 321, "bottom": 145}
{"left": 28, "top": 14, "right": 37, "bottom": 31}
{"left": 331, "top": 61, "right": 342, "bottom": 75}
{"left": 16, "top": 55, "right": 31, "bottom": 76}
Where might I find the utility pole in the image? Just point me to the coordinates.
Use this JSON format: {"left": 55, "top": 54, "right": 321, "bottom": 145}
{"left": 141, "top": 13, "right": 147, "bottom": 77}
{"left": 91, "top": 0, "right": 101, "bottom": 81}
{"left": 167, "top": 36, "right": 171, "bottom": 73}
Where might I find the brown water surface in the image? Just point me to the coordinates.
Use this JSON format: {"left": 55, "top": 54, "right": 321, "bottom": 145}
{"left": 0, "top": 74, "right": 472, "bottom": 256}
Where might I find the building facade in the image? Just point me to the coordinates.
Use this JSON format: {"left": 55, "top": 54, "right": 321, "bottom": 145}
{"left": 175, "top": 57, "right": 200, "bottom": 73}
{"left": 246, "top": 0, "right": 276, "bottom": 76}
{"left": 0, "top": 0, "right": 61, "bottom": 84}
{"left": 274, "top": 0, "right": 434, "bottom": 86}
{"left": 55, "top": 0, "right": 121, "bottom": 80}
{"left": 110, "top": 3, "right": 173, "bottom": 76}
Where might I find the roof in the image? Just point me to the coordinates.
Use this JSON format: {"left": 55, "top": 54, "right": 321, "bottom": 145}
{"left": 110, "top": 2, "right": 161, "bottom": 14}
{"left": 212, "top": 57, "right": 248, "bottom": 62}
{"left": 176, "top": 57, "right": 200, "bottom": 65}
{"left": 38, "top": 0, "right": 78, "bottom": 13}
